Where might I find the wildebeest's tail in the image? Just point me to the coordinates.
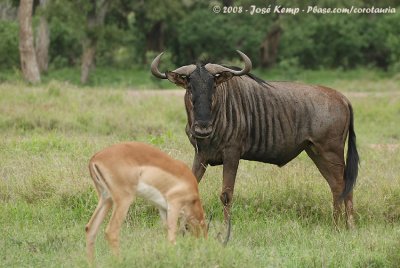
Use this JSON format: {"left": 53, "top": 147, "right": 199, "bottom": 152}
{"left": 341, "top": 104, "right": 359, "bottom": 199}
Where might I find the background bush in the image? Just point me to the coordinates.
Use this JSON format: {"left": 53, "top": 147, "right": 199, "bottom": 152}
{"left": 1, "top": 1, "right": 399, "bottom": 71}
{"left": 0, "top": 20, "right": 19, "bottom": 69}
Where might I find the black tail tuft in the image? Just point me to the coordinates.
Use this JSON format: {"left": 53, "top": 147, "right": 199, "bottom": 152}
{"left": 341, "top": 105, "right": 359, "bottom": 199}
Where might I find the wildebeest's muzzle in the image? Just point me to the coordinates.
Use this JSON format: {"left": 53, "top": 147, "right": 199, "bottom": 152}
{"left": 193, "top": 120, "right": 213, "bottom": 138}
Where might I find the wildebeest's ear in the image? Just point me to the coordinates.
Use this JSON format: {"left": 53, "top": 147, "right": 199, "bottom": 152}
{"left": 215, "top": 72, "right": 234, "bottom": 85}
{"left": 166, "top": 71, "right": 188, "bottom": 88}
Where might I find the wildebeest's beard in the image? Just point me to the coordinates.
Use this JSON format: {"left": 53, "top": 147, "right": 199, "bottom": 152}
{"left": 188, "top": 66, "right": 215, "bottom": 139}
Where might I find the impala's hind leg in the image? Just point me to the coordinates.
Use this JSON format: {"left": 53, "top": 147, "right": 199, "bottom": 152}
{"left": 306, "top": 145, "right": 347, "bottom": 228}
{"left": 86, "top": 196, "right": 112, "bottom": 262}
{"left": 105, "top": 195, "right": 134, "bottom": 257}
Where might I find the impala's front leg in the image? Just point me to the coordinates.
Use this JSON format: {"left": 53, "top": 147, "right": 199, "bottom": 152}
{"left": 192, "top": 152, "right": 207, "bottom": 183}
{"left": 220, "top": 149, "right": 240, "bottom": 223}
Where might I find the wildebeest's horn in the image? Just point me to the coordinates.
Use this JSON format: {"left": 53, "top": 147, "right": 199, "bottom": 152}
{"left": 173, "top": 65, "right": 197, "bottom": 76}
{"left": 205, "top": 50, "right": 252, "bottom": 76}
{"left": 230, "top": 50, "right": 252, "bottom": 75}
{"left": 223, "top": 215, "right": 231, "bottom": 246}
{"left": 151, "top": 52, "right": 167, "bottom": 79}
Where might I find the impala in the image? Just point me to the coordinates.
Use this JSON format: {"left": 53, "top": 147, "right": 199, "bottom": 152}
{"left": 85, "top": 142, "right": 207, "bottom": 262}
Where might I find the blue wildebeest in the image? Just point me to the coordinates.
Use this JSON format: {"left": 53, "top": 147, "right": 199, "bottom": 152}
{"left": 151, "top": 51, "right": 359, "bottom": 229}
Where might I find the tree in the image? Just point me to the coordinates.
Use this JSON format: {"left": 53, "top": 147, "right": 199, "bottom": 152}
{"left": 18, "top": 0, "right": 40, "bottom": 83}
{"left": 0, "top": 0, "right": 17, "bottom": 20}
{"left": 81, "top": 0, "right": 110, "bottom": 84}
{"left": 130, "top": 0, "right": 186, "bottom": 64}
{"left": 259, "top": 16, "right": 282, "bottom": 68}
{"left": 35, "top": 0, "right": 50, "bottom": 73}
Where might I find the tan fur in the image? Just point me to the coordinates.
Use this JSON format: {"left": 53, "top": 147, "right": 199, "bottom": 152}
{"left": 85, "top": 142, "right": 207, "bottom": 263}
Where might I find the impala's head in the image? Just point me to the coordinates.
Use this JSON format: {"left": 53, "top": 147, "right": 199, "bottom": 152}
{"left": 183, "top": 198, "right": 208, "bottom": 239}
{"left": 151, "top": 50, "right": 252, "bottom": 139}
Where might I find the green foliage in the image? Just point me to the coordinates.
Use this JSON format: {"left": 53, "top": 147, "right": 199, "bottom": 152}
{"left": 96, "top": 23, "right": 136, "bottom": 68}
{"left": 2, "top": 0, "right": 400, "bottom": 72}
{"left": 48, "top": 16, "right": 82, "bottom": 68}
{"left": 174, "top": 8, "right": 266, "bottom": 66}
{"left": 45, "top": 0, "right": 88, "bottom": 68}
{"left": 380, "top": 12, "right": 400, "bottom": 71}
{"left": 279, "top": 11, "right": 400, "bottom": 69}
{"left": 0, "top": 20, "right": 19, "bottom": 69}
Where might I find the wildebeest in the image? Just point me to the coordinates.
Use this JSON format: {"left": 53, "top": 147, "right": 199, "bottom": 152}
{"left": 151, "top": 51, "right": 359, "bottom": 229}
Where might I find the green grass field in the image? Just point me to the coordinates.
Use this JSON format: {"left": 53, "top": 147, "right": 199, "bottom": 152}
{"left": 0, "top": 69, "right": 399, "bottom": 267}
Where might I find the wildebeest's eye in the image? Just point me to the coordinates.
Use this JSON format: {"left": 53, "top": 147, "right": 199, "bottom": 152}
{"left": 181, "top": 75, "right": 190, "bottom": 82}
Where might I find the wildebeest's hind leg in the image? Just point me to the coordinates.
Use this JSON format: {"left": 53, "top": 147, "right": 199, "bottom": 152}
{"left": 305, "top": 144, "right": 349, "bottom": 229}
{"left": 344, "top": 191, "right": 355, "bottom": 229}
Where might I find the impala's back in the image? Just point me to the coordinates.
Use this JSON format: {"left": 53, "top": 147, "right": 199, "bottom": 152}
{"left": 90, "top": 143, "right": 199, "bottom": 201}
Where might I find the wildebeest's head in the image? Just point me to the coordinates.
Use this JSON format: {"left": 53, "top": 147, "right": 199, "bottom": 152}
{"left": 151, "top": 50, "right": 252, "bottom": 139}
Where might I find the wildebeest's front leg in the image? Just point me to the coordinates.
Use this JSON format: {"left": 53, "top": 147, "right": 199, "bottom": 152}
{"left": 220, "top": 149, "right": 240, "bottom": 222}
{"left": 192, "top": 153, "right": 207, "bottom": 183}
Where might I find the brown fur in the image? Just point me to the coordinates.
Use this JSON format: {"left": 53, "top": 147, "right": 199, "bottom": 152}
{"left": 85, "top": 142, "right": 206, "bottom": 263}
{"left": 152, "top": 52, "right": 359, "bottom": 230}
{"left": 184, "top": 77, "right": 359, "bottom": 229}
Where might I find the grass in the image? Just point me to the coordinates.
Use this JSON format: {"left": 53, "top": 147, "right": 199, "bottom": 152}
{"left": 0, "top": 71, "right": 399, "bottom": 267}
{"left": 1, "top": 65, "right": 399, "bottom": 90}
{"left": 0, "top": 67, "right": 177, "bottom": 89}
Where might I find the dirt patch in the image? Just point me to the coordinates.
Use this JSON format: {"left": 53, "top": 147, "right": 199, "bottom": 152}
{"left": 126, "top": 89, "right": 399, "bottom": 99}
{"left": 343, "top": 91, "right": 400, "bottom": 98}
{"left": 369, "top": 144, "right": 400, "bottom": 152}
{"left": 127, "top": 89, "right": 184, "bottom": 98}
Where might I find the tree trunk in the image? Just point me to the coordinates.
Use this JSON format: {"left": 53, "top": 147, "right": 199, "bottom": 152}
{"left": 222, "top": 0, "right": 234, "bottom": 6}
{"left": 146, "top": 21, "right": 165, "bottom": 52}
{"left": 81, "top": 41, "right": 96, "bottom": 84}
{"left": 18, "top": 0, "right": 40, "bottom": 83}
{"left": 35, "top": 0, "right": 49, "bottom": 73}
{"left": 80, "top": 0, "right": 109, "bottom": 84}
{"left": 260, "top": 20, "right": 282, "bottom": 68}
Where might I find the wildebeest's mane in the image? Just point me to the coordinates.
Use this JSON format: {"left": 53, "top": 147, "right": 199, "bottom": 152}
{"left": 222, "top": 65, "right": 271, "bottom": 87}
